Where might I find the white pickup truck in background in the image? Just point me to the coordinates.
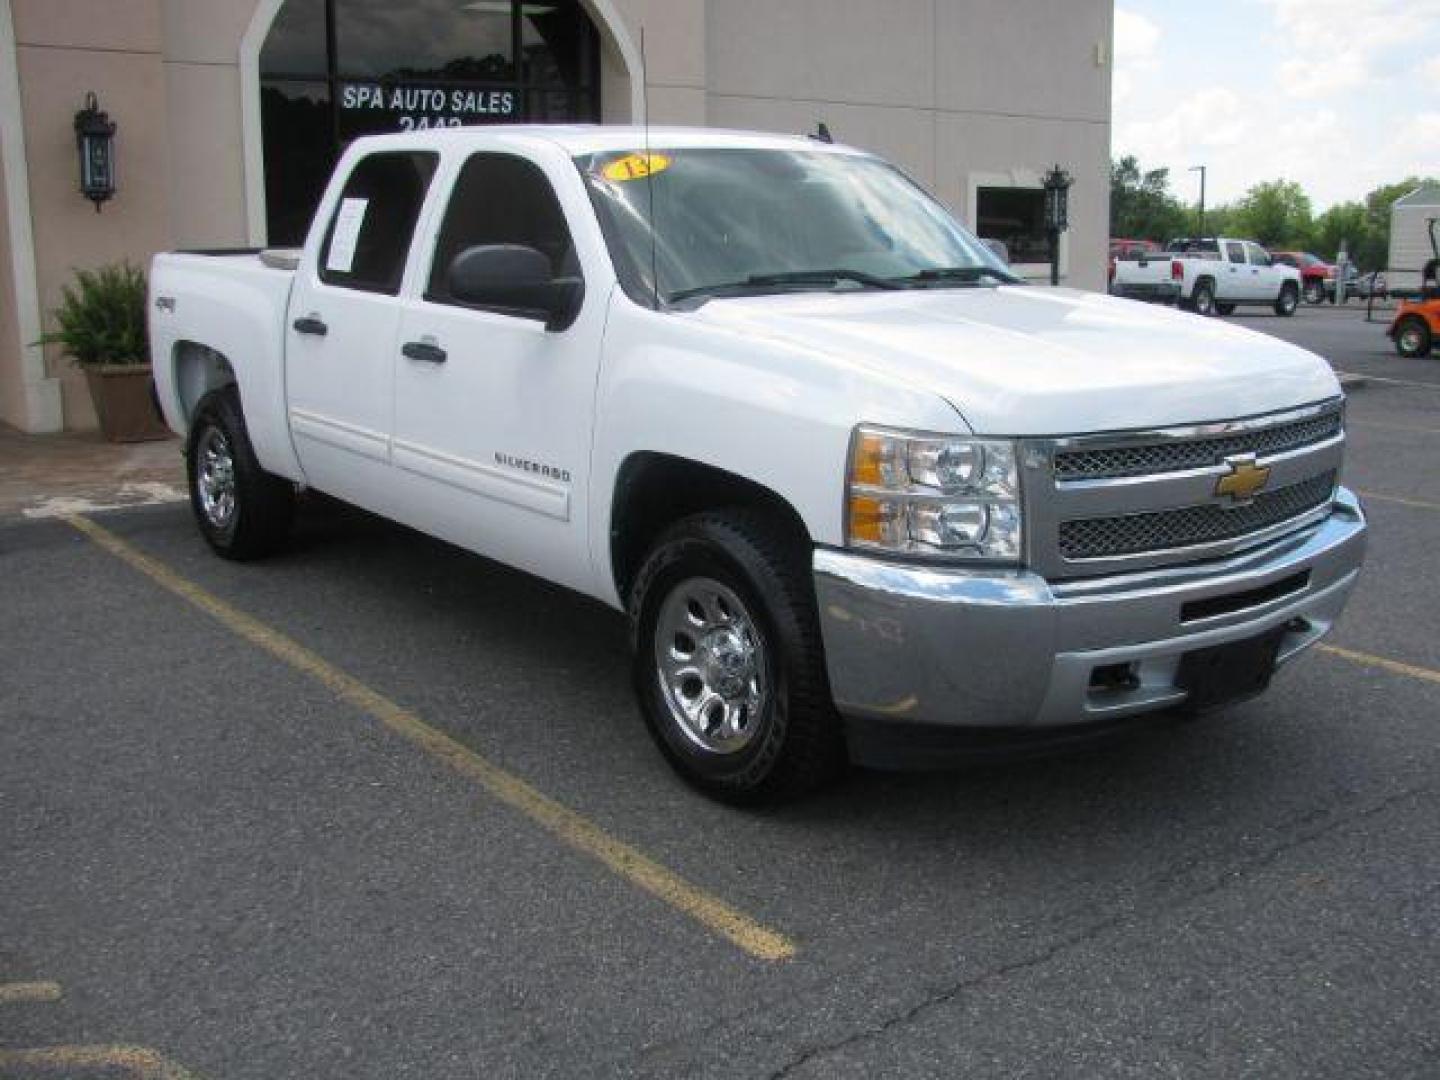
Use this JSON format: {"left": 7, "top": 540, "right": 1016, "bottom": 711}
{"left": 149, "top": 127, "right": 1365, "bottom": 802}
{"left": 1111, "top": 237, "right": 1303, "bottom": 317}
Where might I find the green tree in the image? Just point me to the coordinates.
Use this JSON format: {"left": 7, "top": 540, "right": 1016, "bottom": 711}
{"left": 1110, "top": 155, "right": 1188, "bottom": 241}
{"left": 1313, "top": 201, "right": 1371, "bottom": 266}
{"left": 1233, "top": 180, "right": 1313, "bottom": 249}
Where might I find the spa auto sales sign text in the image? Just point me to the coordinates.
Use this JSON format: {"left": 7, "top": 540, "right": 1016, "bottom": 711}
{"left": 341, "top": 83, "right": 517, "bottom": 131}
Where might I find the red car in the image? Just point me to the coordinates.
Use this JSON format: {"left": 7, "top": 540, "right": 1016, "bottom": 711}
{"left": 1270, "top": 251, "right": 1332, "bottom": 304}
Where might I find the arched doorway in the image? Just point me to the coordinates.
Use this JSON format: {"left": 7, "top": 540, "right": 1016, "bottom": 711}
{"left": 255, "top": 0, "right": 609, "bottom": 245}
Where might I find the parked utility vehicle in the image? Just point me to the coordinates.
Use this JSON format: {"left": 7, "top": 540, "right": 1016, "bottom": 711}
{"left": 1110, "top": 237, "right": 1303, "bottom": 317}
{"left": 1389, "top": 217, "right": 1440, "bottom": 358}
{"left": 150, "top": 128, "right": 1366, "bottom": 801}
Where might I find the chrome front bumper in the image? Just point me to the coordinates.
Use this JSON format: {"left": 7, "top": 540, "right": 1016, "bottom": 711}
{"left": 814, "top": 488, "right": 1367, "bottom": 760}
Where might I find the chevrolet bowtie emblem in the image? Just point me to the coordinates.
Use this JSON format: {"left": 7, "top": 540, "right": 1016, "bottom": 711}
{"left": 1215, "top": 455, "right": 1271, "bottom": 503}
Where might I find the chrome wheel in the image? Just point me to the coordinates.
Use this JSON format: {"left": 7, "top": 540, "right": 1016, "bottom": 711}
{"left": 653, "top": 577, "right": 770, "bottom": 755}
{"left": 195, "top": 425, "right": 237, "bottom": 529}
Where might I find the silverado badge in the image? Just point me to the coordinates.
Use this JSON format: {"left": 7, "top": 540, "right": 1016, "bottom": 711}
{"left": 1215, "top": 455, "right": 1271, "bottom": 504}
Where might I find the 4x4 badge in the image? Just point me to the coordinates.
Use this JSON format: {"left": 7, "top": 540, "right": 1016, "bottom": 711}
{"left": 1215, "top": 454, "right": 1271, "bottom": 503}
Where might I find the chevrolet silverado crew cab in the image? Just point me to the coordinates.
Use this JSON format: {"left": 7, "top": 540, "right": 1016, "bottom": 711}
{"left": 1110, "top": 237, "right": 1303, "bottom": 317}
{"left": 149, "top": 127, "right": 1366, "bottom": 802}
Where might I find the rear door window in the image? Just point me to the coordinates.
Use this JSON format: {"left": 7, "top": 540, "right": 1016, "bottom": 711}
{"left": 319, "top": 151, "right": 438, "bottom": 294}
{"left": 1226, "top": 241, "right": 1246, "bottom": 264}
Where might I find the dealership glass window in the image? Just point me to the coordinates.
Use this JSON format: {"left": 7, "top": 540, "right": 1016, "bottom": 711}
{"left": 260, "top": 0, "right": 600, "bottom": 245}
{"left": 975, "top": 187, "right": 1048, "bottom": 265}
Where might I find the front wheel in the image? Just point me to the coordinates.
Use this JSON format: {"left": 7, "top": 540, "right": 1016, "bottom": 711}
{"left": 187, "top": 388, "right": 295, "bottom": 560}
{"left": 1303, "top": 280, "right": 1325, "bottom": 304}
{"left": 1274, "top": 282, "right": 1300, "bottom": 317}
{"left": 1395, "top": 315, "right": 1433, "bottom": 359}
{"left": 629, "top": 510, "right": 845, "bottom": 803}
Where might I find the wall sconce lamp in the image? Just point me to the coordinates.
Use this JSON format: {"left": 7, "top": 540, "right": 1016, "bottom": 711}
{"left": 1042, "top": 163, "right": 1073, "bottom": 286}
{"left": 74, "top": 91, "right": 117, "bottom": 212}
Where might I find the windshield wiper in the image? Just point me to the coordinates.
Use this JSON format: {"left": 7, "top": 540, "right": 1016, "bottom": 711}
{"left": 895, "top": 265, "right": 1023, "bottom": 286}
{"left": 668, "top": 268, "right": 902, "bottom": 304}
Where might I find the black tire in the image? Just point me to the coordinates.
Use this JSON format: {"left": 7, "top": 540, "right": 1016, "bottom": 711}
{"left": 1215, "top": 302, "right": 1236, "bottom": 316}
{"left": 1303, "top": 280, "right": 1325, "bottom": 305}
{"left": 1192, "top": 280, "right": 1217, "bottom": 316}
{"left": 1394, "top": 315, "right": 1433, "bottom": 359}
{"left": 186, "top": 387, "right": 295, "bottom": 560}
{"left": 1274, "top": 282, "right": 1300, "bottom": 317}
{"left": 628, "top": 508, "right": 845, "bottom": 804}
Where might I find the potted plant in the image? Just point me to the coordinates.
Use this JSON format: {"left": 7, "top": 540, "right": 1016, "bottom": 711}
{"left": 38, "top": 262, "right": 168, "bottom": 442}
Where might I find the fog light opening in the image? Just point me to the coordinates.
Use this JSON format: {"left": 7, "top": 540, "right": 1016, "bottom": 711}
{"left": 1090, "top": 662, "right": 1141, "bottom": 692}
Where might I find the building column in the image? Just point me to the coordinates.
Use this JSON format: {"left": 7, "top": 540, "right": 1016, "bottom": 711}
{"left": 0, "top": 0, "right": 61, "bottom": 433}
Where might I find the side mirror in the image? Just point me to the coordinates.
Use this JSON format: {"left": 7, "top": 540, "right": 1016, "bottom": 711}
{"left": 446, "top": 244, "right": 583, "bottom": 332}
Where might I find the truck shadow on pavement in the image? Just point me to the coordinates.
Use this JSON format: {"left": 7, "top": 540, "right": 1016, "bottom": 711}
{"left": 263, "top": 495, "right": 1344, "bottom": 858}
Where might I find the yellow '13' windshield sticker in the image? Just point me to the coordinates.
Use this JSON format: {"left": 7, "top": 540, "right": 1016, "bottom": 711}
{"left": 601, "top": 153, "right": 672, "bottom": 182}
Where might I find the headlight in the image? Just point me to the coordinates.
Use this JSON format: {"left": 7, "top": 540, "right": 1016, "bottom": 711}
{"left": 846, "top": 426, "right": 1022, "bottom": 561}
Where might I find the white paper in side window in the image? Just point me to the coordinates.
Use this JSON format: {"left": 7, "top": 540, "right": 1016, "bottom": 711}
{"left": 326, "top": 197, "right": 369, "bottom": 274}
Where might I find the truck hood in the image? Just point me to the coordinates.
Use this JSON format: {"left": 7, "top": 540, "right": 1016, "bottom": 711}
{"left": 687, "top": 286, "right": 1341, "bottom": 435}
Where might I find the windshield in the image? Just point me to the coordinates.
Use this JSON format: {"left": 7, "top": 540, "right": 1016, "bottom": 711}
{"left": 575, "top": 148, "right": 1017, "bottom": 305}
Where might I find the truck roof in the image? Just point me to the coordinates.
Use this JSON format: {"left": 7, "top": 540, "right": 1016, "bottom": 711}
{"left": 345, "top": 124, "right": 865, "bottom": 157}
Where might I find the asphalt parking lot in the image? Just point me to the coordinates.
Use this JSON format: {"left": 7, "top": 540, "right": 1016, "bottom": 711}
{"left": 3, "top": 303, "right": 1439, "bottom": 1079}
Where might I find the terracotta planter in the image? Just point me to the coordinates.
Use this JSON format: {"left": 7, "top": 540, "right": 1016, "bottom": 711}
{"left": 83, "top": 364, "right": 170, "bottom": 443}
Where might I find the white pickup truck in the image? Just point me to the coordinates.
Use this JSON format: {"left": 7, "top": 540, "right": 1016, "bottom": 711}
{"left": 149, "top": 127, "right": 1366, "bottom": 802}
{"left": 1111, "top": 237, "right": 1303, "bottom": 317}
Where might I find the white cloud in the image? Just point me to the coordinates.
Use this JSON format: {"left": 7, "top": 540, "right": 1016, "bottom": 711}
{"left": 1261, "top": 0, "right": 1440, "bottom": 93}
{"left": 1114, "top": 9, "right": 1161, "bottom": 63}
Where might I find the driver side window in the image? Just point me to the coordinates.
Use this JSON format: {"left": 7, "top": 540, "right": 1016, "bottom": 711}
{"left": 426, "top": 153, "right": 579, "bottom": 307}
{"left": 1247, "top": 244, "right": 1271, "bottom": 267}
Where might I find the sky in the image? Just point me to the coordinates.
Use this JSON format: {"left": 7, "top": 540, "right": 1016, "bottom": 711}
{"left": 1112, "top": 0, "right": 1440, "bottom": 211}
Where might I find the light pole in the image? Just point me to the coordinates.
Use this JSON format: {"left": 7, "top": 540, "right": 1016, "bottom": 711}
{"left": 1189, "top": 164, "right": 1207, "bottom": 235}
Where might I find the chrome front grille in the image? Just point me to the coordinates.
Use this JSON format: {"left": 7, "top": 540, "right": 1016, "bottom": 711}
{"left": 1057, "top": 471, "right": 1338, "bottom": 560}
{"left": 1053, "top": 406, "right": 1343, "bottom": 480}
{"left": 1022, "top": 399, "right": 1347, "bottom": 579}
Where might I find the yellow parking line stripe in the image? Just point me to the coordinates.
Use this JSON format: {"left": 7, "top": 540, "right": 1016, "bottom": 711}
{"left": 1319, "top": 644, "right": 1440, "bottom": 687}
{"left": 1355, "top": 489, "right": 1440, "bottom": 512}
{"left": 0, "top": 1045, "right": 198, "bottom": 1079}
{"left": 0, "top": 981, "right": 62, "bottom": 1004}
{"left": 64, "top": 514, "right": 795, "bottom": 962}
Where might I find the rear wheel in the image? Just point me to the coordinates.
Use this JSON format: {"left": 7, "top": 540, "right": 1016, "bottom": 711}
{"left": 629, "top": 509, "right": 845, "bottom": 803}
{"left": 1192, "top": 280, "right": 1217, "bottom": 317}
{"left": 1274, "top": 282, "right": 1300, "bottom": 317}
{"left": 1303, "top": 279, "right": 1325, "bottom": 304}
{"left": 1395, "top": 315, "right": 1433, "bottom": 359}
{"left": 187, "top": 387, "right": 295, "bottom": 560}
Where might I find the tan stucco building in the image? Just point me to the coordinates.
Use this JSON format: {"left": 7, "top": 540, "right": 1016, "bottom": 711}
{"left": 0, "top": 0, "right": 1114, "bottom": 434}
